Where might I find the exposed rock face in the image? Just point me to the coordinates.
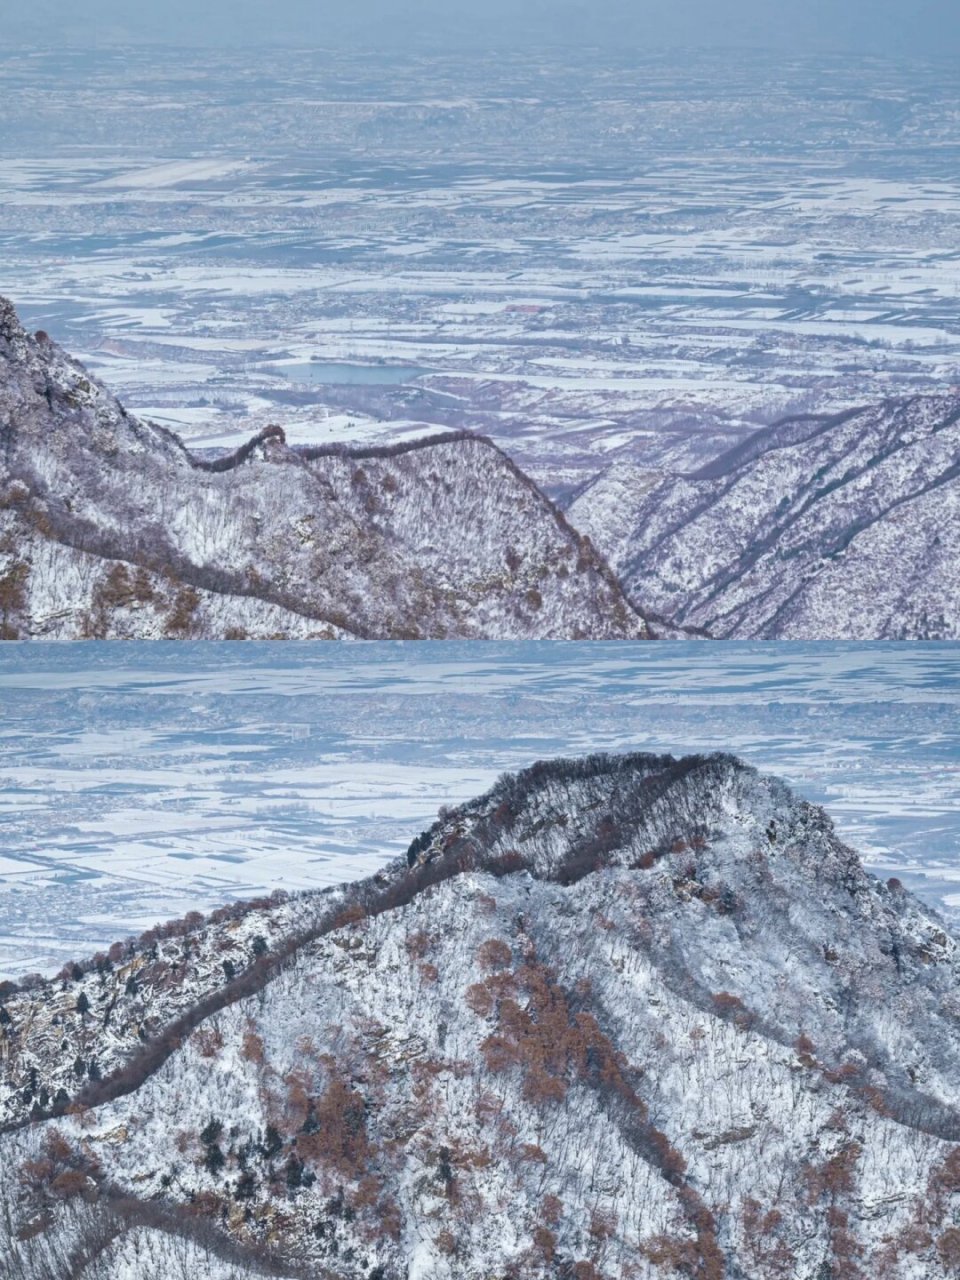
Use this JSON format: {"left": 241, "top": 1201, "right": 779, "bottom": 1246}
{"left": 3, "top": 752, "right": 960, "bottom": 1278}
{"left": 0, "top": 297, "right": 646, "bottom": 640}
{"left": 567, "top": 394, "right": 960, "bottom": 638}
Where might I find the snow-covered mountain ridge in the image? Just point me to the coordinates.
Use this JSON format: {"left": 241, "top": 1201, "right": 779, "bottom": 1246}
{"left": 4, "top": 751, "right": 960, "bottom": 1278}
{"left": 0, "top": 297, "right": 646, "bottom": 640}
{"left": 567, "top": 394, "right": 960, "bottom": 639}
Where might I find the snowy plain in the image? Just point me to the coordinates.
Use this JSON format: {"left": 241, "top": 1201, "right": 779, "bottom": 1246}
{"left": 0, "top": 641, "right": 958, "bottom": 978}
{"left": 2, "top": 47, "right": 959, "bottom": 492}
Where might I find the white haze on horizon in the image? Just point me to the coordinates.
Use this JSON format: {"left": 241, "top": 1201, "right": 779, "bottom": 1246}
{"left": 4, "top": 0, "right": 960, "bottom": 58}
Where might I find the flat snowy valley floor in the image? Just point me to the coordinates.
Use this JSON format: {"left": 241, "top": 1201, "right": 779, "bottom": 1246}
{"left": 3, "top": 48, "right": 959, "bottom": 492}
{"left": 0, "top": 641, "right": 958, "bottom": 977}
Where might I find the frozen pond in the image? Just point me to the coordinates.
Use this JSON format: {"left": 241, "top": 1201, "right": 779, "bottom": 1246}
{"left": 0, "top": 641, "right": 958, "bottom": 977}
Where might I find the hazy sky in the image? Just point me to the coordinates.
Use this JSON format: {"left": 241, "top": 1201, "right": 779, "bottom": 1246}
{"left": 7, "top": 0, "right": 960, "bottom": 57}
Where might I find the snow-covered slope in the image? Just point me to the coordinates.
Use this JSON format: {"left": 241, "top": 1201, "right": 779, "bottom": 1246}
{"left": 567, "top": 395, "right": 960, "bottom": 638}
{"left": 0, "top": 297, "right": 646, "bottom": 640}
{"left": 4, "top": 752, "right": 960, "bottom": 1279}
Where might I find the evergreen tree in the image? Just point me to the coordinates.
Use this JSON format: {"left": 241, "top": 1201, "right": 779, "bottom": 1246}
{"left": 260, "top": 1124, "right": 283, "bottom": 1160}
{"left": 200, "top": 1118, "right": 223, "bottom": 1147}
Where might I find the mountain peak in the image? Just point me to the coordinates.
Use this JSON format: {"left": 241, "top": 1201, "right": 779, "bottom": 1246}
{"left": 3, "top": 752, "right": 960, "bottom": 1279}
{"left": 0, "top": 296, "right": 648, "bottom": 640}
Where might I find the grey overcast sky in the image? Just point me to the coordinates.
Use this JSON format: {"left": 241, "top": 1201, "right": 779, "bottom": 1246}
{"left": 6, "top": 0, "right": 960, "bottom": 57}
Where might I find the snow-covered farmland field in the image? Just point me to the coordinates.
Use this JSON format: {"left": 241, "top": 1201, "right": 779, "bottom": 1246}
{"left": 1, "top": 48, "right": 959, "bottom": 490}
{"left": 0, "top": 641, "right": 958, "bottom": 978}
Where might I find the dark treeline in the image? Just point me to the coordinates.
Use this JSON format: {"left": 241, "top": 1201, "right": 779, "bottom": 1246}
{"left": 190, "top": 424, "right": 288, "bottom": 473}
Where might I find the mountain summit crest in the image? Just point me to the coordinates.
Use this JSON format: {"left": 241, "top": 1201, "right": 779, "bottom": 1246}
{"left": 0, "top": 295, "right": 647, "bottom": 640}
{"left": 3, "top": 751, "right": 960, "bottom": 1278}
